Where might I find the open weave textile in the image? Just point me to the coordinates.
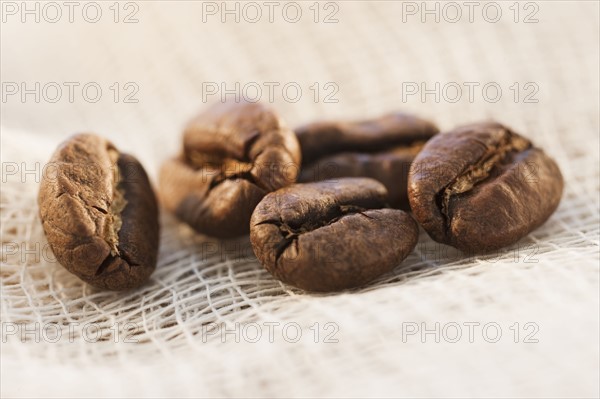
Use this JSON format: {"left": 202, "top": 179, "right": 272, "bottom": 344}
{"left": 1, "top": 1, "right": 599, "bottom": 397}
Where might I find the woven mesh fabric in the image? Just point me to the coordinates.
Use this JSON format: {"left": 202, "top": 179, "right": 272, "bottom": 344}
{"left": 1, "top": 1, "right": 598, "bottom": 397}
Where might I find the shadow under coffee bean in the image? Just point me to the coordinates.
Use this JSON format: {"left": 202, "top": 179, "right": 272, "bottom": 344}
{"left": 250, "top": 178, "right": 419, "bottom": 292}
{"left": 38, "top": 133, "right": 160, "bottom": 290}
{"left": 408, "top": 121, "right": 564, "bottom": 254}
{"left": 159, "top": 100, "right": 301, "bottom": 239}
{"left": 295, "top": 112, "right": 439, "bottom": 209}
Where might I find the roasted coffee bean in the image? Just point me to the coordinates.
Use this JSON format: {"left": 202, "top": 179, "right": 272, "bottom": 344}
{"left": 295, "top": 113, "right": 439, "bottom": 209}
{"left": 159, "top": 101, "right": 301, "bottom": 238}
{"left": 250, "top": 178, "right": 419, "bottom": 292}
{"left": 38, "top": 134, "right": 159, "bottom": 290}
{"left": 408, "top": 122, "right": 563, "bottom": 253}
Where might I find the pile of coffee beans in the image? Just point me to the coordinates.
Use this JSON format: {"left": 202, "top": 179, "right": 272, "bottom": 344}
{"left": 38, "top": 101, "right": 563, "bottom": 292}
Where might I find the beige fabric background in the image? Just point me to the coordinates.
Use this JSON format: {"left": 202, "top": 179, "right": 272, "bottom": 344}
{"left": 1, "top": 1, "right": 599, "bottom": 397}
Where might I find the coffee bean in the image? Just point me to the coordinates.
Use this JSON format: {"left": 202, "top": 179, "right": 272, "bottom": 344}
{"left": 159, "top": 101, "right": 301, "bottom": 238}
{"left": 250, "top": 178, "right": 419, "bottom": 292}
{"left": 295, "top": 113, "right": 439, "bottom": 209}
{"left": 408, "top": 122, "right": 563, "bottom": 253}
{"left": 38, "top": 134, "right": 159, "bottom": 290}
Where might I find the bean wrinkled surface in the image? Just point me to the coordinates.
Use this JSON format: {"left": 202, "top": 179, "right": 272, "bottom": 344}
{"left": 38, "top": 133, "right": 159, "bottom": 290}
{"left": 409, "top": 122, "right": 563, "bottom": 253}
{"left": 250, "top": 178, "right": 419, "bottom": 292}
{"left": 160, "top": 101, "right": 301, "bottom": 238}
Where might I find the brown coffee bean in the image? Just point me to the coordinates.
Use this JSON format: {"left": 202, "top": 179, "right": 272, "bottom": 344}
{"left": 159, "top": 101, "right": 301, "bottom": 238}
{"left": 38, "top": 134, "right": 159, "bottom": 290}
{"left": 408, "top": 122, "right": 563, "bottom": 254}
{"left": 250, "top": 178, "right": 419, "bottom": 292}
{"left": 295, "top": 113, "right": 439, "bottom": 209}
